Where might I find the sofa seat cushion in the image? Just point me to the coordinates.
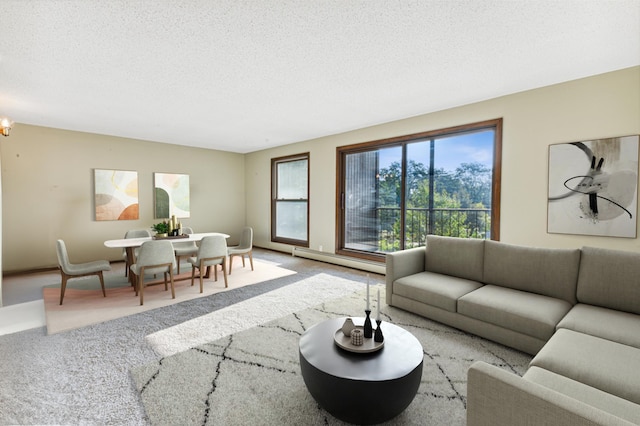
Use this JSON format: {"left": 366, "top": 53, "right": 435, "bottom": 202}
{"left": 524, "top": 366, "right": 640, "bottom": 424}
{"left": 393, "top": 271, "right": 483, "bottom": 313}
{"left": 557, "top": 304, "right": 640, "bottom": 349}
{"left": 530, "top": 329, "right": 640, "bottom": 405}
{"left": 457, "top": 285, "right": 572, "bottom": 341}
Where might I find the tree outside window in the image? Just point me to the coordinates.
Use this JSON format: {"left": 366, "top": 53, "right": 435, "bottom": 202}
{"left": 337, "top": 119, "right": 501, "bottom": 261}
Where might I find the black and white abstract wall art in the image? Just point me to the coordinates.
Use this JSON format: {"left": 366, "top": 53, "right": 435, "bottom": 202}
{"left": 548, "top": 135, "right": 639, "bottom": 238}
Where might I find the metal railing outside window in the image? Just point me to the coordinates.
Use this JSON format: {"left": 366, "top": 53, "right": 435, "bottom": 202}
{"left": 337, "top": 119, "right": 502, "bottom": 261}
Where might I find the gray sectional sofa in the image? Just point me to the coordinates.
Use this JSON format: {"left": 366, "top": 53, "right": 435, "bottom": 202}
{"left": 385, "top": 235, "right": 640, "bottom": 425}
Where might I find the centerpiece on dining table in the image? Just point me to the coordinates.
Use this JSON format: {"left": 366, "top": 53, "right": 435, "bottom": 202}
{"left": 152, "top": 215, "right": 188, "bottom": 239}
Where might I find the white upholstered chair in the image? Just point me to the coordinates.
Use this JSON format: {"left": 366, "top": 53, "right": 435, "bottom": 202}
{"left": 129, "top": 240, "right": 177, "bottom": 305}
{"left": 173, "top": 226, "right": 198, "bottom": 274}
{"left": 122, "top": 229, "right": 152, "bottom": 277}
{"left": 228, "top": 226, "right": 253, "bottom": 274}
{"left": 56, "top": 239, "right": 111, "bottom": 305}
{"left": 188, "top": 235, "right": 228, "bottom": 292}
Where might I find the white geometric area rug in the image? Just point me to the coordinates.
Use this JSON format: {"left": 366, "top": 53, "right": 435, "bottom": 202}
{"left": 145, "top": 273, "right": 364, "bottom": 357}
{"left": 131, "top": 286, "right": 532, "bottom": 426}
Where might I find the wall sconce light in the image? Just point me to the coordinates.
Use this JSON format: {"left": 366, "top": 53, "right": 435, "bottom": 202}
{"left": 0, "top": 116, "right": 14, "bottom": 136}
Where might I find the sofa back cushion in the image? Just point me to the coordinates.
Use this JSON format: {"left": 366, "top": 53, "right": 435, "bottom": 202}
{"left": 425, "top": 235, "right": 484, "bottom": 282}
{"left": 577, "top": 246, "right": 640, "bottom": 315}
{"left": 483, "top": 240, "right": 580, "bottom": 304}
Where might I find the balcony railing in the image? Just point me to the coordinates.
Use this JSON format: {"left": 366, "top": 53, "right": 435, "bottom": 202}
{"left": 345, "top": 207, "right": 491, "bottom": 253}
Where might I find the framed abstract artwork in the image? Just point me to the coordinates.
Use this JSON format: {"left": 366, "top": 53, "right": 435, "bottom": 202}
{"left": 154, "top": 172, "right": 190, "bottom": 218}
{"left": 94, "top": 169, "right": 139, "bottom": 221}
{"left": 547, "top": 135, "right": 639, "bottom": 238}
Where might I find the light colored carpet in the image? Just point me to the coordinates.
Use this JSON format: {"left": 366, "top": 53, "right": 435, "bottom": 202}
{"left": 131, "top": 287, "right": 532, "bottom": 425}
{"left": 146, "top": 272, "right": 365, "bottom": 356}
{"left": 43, "top": 259, "right": 295, "bottom": 334}
{"left": 0, "top": 250, "right": 381, "bottom": 425}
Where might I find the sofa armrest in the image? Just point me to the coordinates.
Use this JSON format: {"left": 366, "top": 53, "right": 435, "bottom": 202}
{"left": 467, "top": 361, "right": 635, "bottom": 426}
{"left": 385, "top": 247, "right": 425, "bottom": 304}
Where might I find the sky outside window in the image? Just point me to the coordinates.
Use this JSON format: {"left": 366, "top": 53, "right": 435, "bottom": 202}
{"left": 378, "top": 130, "right": 494, "bottom": 172}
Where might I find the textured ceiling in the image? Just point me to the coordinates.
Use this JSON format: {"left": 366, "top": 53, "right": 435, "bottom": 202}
{"left": 1, "top": 1, "right": 639, "bottom": 153}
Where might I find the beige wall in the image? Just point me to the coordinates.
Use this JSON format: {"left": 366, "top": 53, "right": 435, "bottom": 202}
{"left": 1, "top": 126, "right": 246, "bottom": 272}
{"left": 246, "top": 66, "right": 640, "bottom": 254}
{"left": 2, "top": 66, "right": 639, "bottom": 278}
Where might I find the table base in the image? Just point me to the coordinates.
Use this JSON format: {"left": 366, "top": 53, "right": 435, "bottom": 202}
{"left": 300, "top": 351, "right": 422, "bottom": 424}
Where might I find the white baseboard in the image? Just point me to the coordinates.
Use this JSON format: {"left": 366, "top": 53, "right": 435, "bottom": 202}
{"left": 292, "top": 247, "right": 385, "bottom": 275}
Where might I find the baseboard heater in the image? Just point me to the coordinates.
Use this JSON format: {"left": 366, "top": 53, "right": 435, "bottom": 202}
{"left": 291, "top": 247, "right": 385, "bottom": 275}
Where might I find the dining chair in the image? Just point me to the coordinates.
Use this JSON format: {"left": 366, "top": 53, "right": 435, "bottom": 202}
{"left": 188, "top": 235, "right": 228, "bottom": 292}
{"left": 56, "top": 239, "right": 111, "bottom": 305}
{"left": 173, "top": 226, "right": 198, "bottom": 274}
{"left": 228, "top": 226, "right": 253, "bottom": 274}
{"left": 129, "top": 240, "right": 177, "bottom": 305}
{"left": 122, "top": 229, "right": 152, "bottom": 277}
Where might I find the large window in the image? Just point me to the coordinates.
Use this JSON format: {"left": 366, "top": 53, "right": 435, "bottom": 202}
{"left": 337, "top": 119, "right": 502, "bottom": 261}
{"left": 272, "top": 153, "right": 309, "bottom": 246}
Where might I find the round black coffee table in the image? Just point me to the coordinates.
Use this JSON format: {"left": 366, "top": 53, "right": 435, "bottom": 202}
{"left": 299, "top": 317, "right": 423, "bottom": 425}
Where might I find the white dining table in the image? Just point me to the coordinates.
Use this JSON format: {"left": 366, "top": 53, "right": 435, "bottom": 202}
{"left": 104, "top": 232, "right": 230, "bottom": 283}
{"left": 104, "top": 232, "right": 229, "bottom": 251}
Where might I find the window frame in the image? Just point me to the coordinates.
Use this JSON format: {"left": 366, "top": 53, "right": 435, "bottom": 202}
{"left": 271, "top": 152, "right": 310, "bottom": 247}
{"left": 336, "top": 119, "right": 502, "bottom": 262}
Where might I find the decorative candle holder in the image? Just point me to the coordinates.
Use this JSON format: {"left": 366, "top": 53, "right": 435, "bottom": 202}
{"left": 350, "top": 328, "right": 364, "bottom": 346}
{"left": 374, "top": 319, "right": 384, "bottom": 343}
{"left": 363, "top": 310, "right": 373, "bottom": 338}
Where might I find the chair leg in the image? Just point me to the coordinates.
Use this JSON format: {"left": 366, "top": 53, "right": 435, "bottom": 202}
{"left": 196, "top": 260, "right": 203, "bottom": 293}
{"left": 221, "top": 258, "right": 228, "bottom": 288}
{"left": 139, "top": 270, "right": 145, "bottom": 305}
{"left": 163, "top": 272, "right": 169, "bottom": 291}
{"left": 169, "top": 270, "right": 175, "bottom": 299}
{"left": 59, "top": 270, "right": 109, "bottom": 305}
{"left": 59, "top": 272, "right": 68, "bottom": 305}
{"left": 191, "top": 266, "right": 196, "bottom": 287}
{"left": 133, "top": 273, "right": 139, "bottom": 296}
{"left": 125, "top": 247, "right": 135, "bottom": 282}
{"left": 98, "top": 271, "right": 106, "bottom": 297}
{"left": 228, "top": 253, "right": 253, "bottom": 274}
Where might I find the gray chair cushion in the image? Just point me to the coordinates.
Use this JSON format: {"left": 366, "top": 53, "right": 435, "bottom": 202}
{"left": 483, "top": 240, "right": 581, "bottom": 304}
{"left": 173, "top": 226, "right": 198, "bottom": 256}
{"left": 393, "top": 271, "right": 483, "bottom": 312}
{"left": 556, "top": 304, "right": 640, "bottom": 350}
{"left": 130, "top": 240, "right": 176, "bottom": 275}
{"left": 425, "top": 235, "right": 485, "bottom": 282}
{"left": 577, "top": 246, "right": 640, "bottom": 315}
{"left": 187, "top": 235, "right": 228, "bottom": 268}
{"left": 530, "top": 329, "right": 640, "bottom": 405}
{"left": 56, "top": 239, "right": 111, "bottom": 275}
{"left": 457, "top": 285, "right": 573, "bottom": 341}
{"left": 227, "top": 226, "right": 253, "bottom": 255}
